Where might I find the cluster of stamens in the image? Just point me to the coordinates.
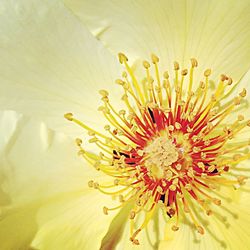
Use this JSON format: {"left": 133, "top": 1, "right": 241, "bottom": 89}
{"left": 65, "top": 53, "right": 250, "bottom": 245}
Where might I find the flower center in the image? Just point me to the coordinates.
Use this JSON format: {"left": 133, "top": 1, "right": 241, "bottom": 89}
{"left": 143, "top": 136, "right": 179, "bottom": 179}
{"left": 65, "top": 53, "right": 249, "bottom": 245}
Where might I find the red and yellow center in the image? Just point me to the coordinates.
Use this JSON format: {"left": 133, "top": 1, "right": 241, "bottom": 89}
{"left": 65, "top": 53, "right": 249, "bottom": 245}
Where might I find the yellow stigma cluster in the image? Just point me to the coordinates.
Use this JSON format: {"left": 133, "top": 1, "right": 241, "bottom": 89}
{"left": 65, "top": 53, "right": 249, "bottom": 245}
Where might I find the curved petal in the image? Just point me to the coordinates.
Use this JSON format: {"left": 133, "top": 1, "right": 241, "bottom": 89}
{"left": 159, "top": 187, "right": 250, "bottom": 250}
{"left": 64, "top": 0, "right": 250, "bottom": 82}
{"left": 31, "top": 190, "right": 127, "bottom": 250}
{"left": 0, "top": 111, "right": 119, "bottom": 249}
{"left": 0, "top": 0, "right": 122, "bottom": 135}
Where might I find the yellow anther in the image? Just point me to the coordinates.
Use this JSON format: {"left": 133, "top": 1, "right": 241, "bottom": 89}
{"left": 99, "top": 89, "right": 109, "bottom": 97}
{"left": 238, "top": 115, "right": 244, "bottom": 121}
{"left": 114, "top": 179, "right": 119, "bottom": 185}
{"left": 199, "top": 81, "right": 206, "bottom": 89}
{"left": 213, "top": 198, "right": 221, "bottom": 206}
{"left": 75, "top": 138, "right": 82, "bottom": 146}
{"left": 119, "top": 195, "right": 124, "bottom": 202}
{"left": 168, "top": 125, "right": 174, "bottom": 131}
{"left": 170, "top": 184, "right": 177, "bottom": 191}
{"left": 157, "top": 186, "right": 163, "bottom": 193}
{"left": 78, "top": 149, "right": 85, "bottom": 156}
{"left": 181, "top": 69, "right": 188, "bottom": 76}
{"left": 115, "top": 79, "right": 125, "bottom": 85}
{"left": 238, "top": 176, "right": 247, "bottom": 185}
{"left": 103, "top": 206, "right": 109, "bottom": 215}
{"left": 88, "top": 180, "right": 94, "bottom": 188}
{"left": 143, "top": 60, "right": 150, "bottom": 69}
{"left": 204, "top": 69, "right": 211, "bottom": 77}
{"left": 122, "top": 71, "right": 127, "bottom": 78}
{"left": 197, "top": 162, "right": 205, "bottom": 170}
{"left": 197, "top": 226, "right": 205, "bottom": 235}
{"left": 172, "top": 225, "right": 179, "bottom": 231}
{"left": 208, "top": 165, "right": 215, "bottom": 172}
{"left": 193, "top": 147, "right": 200, "bottom": 153}
{"left": 227, "top": 77, "right": 233, "bottom": 85}
{"left": 191, "top": 58, "right": 198, "bottom": 67}
{"left": 247, "top": 120, "right": 250, "bottom": 127}
{"left": 239, "top": 88, "right": 247, "bottom": 98}
{"left": 185, "top": 184, "right": 192, "bottom": 191}
{"left": 119, "top": 109, "right": 126, "bottom": 115}
{"left": 137, "top": 150, "right": 144, "bottom": 156}
{"left": 234, "top": 97, "right": 241, "bottom": 105}
{"left": 176, "top": 164, "right": 182, "bottom": 171}
{"left": 88, "top": 130, "right": 95, "bottom": 136}
{"left": 163, "top": 71, "right": 169, "bottom": 79}
{"left": 175, "top": 122, "right": 181, "bottom": 130}
{"left": 220, "top": 74, "right": 228, "bottom": 81}
{"left": 118, "top": 53, "right": 128, "bottom": 64}
{"left": 233, "top": 154, "right": 241, "bottom": 161}
{"left": 151, "top": 54, "right": 159, "bottom": 64}
{"left": 174, "top": 61, "right": 180, "bottom": 70}
{"left": 206, "top": 209, "right": 213, "bottom": 216}
{"left": 93, "top": 182, "right": 99, "bottom": 189}
{"left": 121, "top": 94, "right": 128, "bottom": 101}
{"left": 64, "top": 112, "right": 73, "bottom": 121}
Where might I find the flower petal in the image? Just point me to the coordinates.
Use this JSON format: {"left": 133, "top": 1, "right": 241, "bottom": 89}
{"left": 159, "top": 187, "right": 250, "bottom": 250}
{"left": 31, "top": 190, "right": 126, "bottom": 250}
{"left": 64, "top": 0, "right": 250, "bottom": 81}
{"left": 0, "top": 111, "right": 119, "bottom": 249}
{"left": 0, "top": 0, "right": 121, "bottom": 135}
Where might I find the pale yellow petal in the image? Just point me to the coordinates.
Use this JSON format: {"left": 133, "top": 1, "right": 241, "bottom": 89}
{"left": 64, "top": 0, "right": 250, "bottom": 82}
{"left": 0, "top": 111, "right": 22, "bottom": 153}
{"left": 0, "top": 111, "right": 116, "bottom": 249}
{"left": 0, "top": 0, "right": 122, "bottom": 135}
{"left": 159, "top": 186, "right": 250, "bottom": 250}
{"left": 31, "top": 190, "right": 127, "bottom": 250}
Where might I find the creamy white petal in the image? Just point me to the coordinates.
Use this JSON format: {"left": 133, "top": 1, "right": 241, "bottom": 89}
{"left": 0, "top": 110, "right": 22, "bottom": 154}
{"left": 31, "top": 190, "right": 127, "bottom": 250}
{"left": 64, "top": 0, "right": 250, "bottom": 82}
{"left": 0, "top": 111, "right": 120, "bottom": 249}
{"left": 159, "top": 187, "right": 250, "bottom": 250}
{"left": 0, "top": 0, "right": 122, "bottom": 135}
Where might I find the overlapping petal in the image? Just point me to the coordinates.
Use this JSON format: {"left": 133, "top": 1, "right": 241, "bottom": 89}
{"left": 0, "top": 0, "right": 122, "bottom": 135}
{"left": 0, "top": 111, "right": 127, "bottom": 250}
{"left": 0, "top": 0, "right": 249, "bottom": 249}
{"left": 64, "top": 0, "right": 250, "bottom": 82}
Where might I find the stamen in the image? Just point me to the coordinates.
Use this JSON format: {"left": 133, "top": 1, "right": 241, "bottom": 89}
{"left": 65, "top": 53, "right": 250, "bottom": 244}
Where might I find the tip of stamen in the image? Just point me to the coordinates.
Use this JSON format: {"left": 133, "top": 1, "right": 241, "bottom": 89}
{"left": 118, "top": 53, "right": 128, "bottom": 64}
{"left": 163, "top": 71, "right": 169, "bottom": 79}
{"left": 197, "top": 226, "right": 205, "bottom": 235}
{"left": 75, "top": 138, "right": 82, "bottom": 146}
{"left": 220, "top": 74, "right": 228, "bottom": 81}
{"left": 115, "top": 79, "right": 125, "bottom": 85}
{"left": 103, "top": 206, "right": 109, "bottom": 215}
{"left": 181, "top": 69, "right": 188, "bottom": 76}
{"left": 191, "top": 58, "right": 198, "bottom": 67}
{"left": 88, "top": 180, "right": 94, "bottom": 188}
{"left": 174, "top": 61, "right": 180, "bottom": 70}
{"left": 130, "top": 210, "right": 136, "bottom": 219}
{"left": 239, "top": 88, "right": 247, "bottom": 98}
{"left": 143, "top": 60, "right": 150, "bottom": 69}
{"left": 151, "top": 54, "right": 159, "bottom": 64}
{"left": 204, "top": 69, "right": 211, "bottom": 77}
{"left": 171, "top": 225, "right": 179, "bottom": 231}
{"left": 99, "top": 89, "right": 109, "bottom": 97}
{"left": 64, "top": 112, "right": 73, "bottom": 121}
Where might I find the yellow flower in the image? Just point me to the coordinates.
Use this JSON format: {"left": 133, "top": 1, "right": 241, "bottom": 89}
{"left": 0, "top": 0, "right": 250, "bottom": 250}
